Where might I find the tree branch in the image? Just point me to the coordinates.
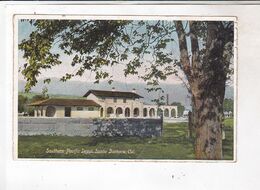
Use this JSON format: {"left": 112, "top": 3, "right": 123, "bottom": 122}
{"left": 189, "top": 21, "right": 200, "bottom": 69}
{"left": 174, "top": 21, "right": 192, "bottom": 80}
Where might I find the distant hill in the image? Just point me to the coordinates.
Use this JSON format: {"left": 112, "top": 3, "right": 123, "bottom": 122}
{"left": 19, "top": 91, "right": 83, "bottom": 99}
{"left": 18, "top": 78, "right": 234, "bottom": 108}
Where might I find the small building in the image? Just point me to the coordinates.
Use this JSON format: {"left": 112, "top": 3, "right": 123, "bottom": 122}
{"left": 29, "top": 88, "right": 178, "bottom": 119}
{"left": 28, "top": 98, "right": 101, "bottom": 118}
{"left": 224, "top": 111, "right": 233, "bottom": 118}
{"left": 183, "top": 110, "right": 190, "bottom": 117}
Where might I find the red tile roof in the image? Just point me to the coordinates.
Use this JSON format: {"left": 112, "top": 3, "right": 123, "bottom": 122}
{"left": 83, "top": 90, "right": 143, "bottom": 99}
{"left": 28, "top": 98, "right": 100, "bottom": 107}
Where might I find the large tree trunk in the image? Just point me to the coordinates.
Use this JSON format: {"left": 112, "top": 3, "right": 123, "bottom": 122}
{"left": 190, "top": 22, "right": 227, "bottom": 159}
{"left": 175, "top": 21, "right": 231, "bottom": 159}
{"left": 191, "top": 87, "right": 225, "bottom": 159}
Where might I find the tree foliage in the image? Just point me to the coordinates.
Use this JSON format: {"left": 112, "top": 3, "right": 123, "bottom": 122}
{"left": 223, "top": 98, "right": 234, "bottom": 112}
{"left": 18, "top": 94, "right": 28, "bottom": 113}
{"left": 171, "top": 102, "right": 185, "bottom": 117}
{"left": 18, "top": 89, "right": 49, "bottom": 116}
{"left": 19, "top": 20, "right": 184, "bottom": 93}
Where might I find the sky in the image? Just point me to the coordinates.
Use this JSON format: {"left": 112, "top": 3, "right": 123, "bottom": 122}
{"left": 18, "top": 19, "right": 187, "bottom": 85}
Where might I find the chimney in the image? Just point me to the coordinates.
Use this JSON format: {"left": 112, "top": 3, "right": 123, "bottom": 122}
{"left": 132, "top": 88, "right": 136, "bottom": 93}
{"left": 112, "top": 87, "right": 115, "bottom": 91}
{"left": 166, "top": 94, "right": 169, "bottom": 105}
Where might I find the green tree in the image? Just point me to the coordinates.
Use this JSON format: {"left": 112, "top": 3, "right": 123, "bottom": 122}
{"left": 18, "top": 94, "right": 28, "bottom": 113}
{"left": 19, "top": 20, "right": 234, "bottom": 159}
{"left": 223, "top": 98, "right": 234, "bottom": 112}
{"left": 30, "top": 94, "right": 47, "bottom": 102}
{"left": 171, "top": 102, "right": 185, "bottom": 117}
{"left": 30, "top": 87, "right": 49, "bottom": 103}
{"left": 27, "top": 91, "right": 49, "bottom": 116}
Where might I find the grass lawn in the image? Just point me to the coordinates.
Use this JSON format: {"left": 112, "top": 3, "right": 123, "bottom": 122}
{"left": 18, "top": 118, "right": 234, "bottom": 160}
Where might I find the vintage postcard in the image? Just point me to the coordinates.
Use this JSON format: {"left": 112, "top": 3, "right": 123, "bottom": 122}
{"left": 3, "top": 2, "right": 260, "bottom": 190}
{"left": 15, "top": 15, "right": 236, "bottom": 161}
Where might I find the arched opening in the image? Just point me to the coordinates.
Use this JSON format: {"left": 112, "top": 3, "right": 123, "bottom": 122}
{"left": 171, "top": 109, "right": 177, "bottom": 118}
{"left": 36, "top": 107, "right": 40, "bottom": 117}
{"left": 133, "top": 108, "right": 139, "bottom": 117}
{"left": 149, "top": 108, "right": 155, "bottom": 117}
{"left": 100, "top": 107, "right": 104, "bottom": 117}
{"left": 164, "top": 108, "right": 169, "bottom": 117}
{"left": 107, "top": 107, "right": 114, "bottom": 117}
{"left": 46, "top": 106, "right": 56, "bottom": 117}
{"left": 40, "top": 107, "right": 43, "bottom": 116}
{"left": 116, "top": 107, "right": 123, "bottom": 117}
{"left": 143, "top": 108, "right": 147, "bottom": 117}
{"left": 125, "top": 108, "right": 130, "bottom": 117}
{"left": 157, "top": 108, "right": 163, "bottom": 117}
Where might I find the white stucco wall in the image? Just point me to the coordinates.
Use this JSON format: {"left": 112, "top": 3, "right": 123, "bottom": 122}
{"left": 35, "top": 105, "right": 100, "bottom": 118}
{"left": 70, "top": 106, "right": 100, "bottom": 118}
{"left": 86, "top": 93, "right": 101, "bottom": 103}
{"left": 34, "top": 99, "right": 178, "bottom": 119}
{"left": 55, "top": 106, "right": 65, "bottom": 117}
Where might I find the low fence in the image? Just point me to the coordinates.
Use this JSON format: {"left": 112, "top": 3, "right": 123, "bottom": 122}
{"left": 18, "top": 117, "right": 163, "bottom": 137}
